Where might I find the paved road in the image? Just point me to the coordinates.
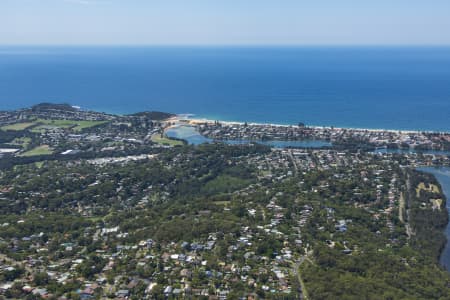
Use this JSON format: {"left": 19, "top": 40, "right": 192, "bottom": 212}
{"left": 288, "top": 150, "right": 299, "bottom": 176}
{"left": 405, "top": 173, "right": 413, "bottom": 238}
{"left": 291, "top": 256, "right": 309, "bottom": 300}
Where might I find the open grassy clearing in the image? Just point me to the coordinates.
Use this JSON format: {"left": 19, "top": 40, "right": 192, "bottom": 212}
{"left": 213, "top": 201, "right": 231, "bottom": 206}
{"left": 31, "top": 119, "right": 108, "bottom": 133}
{"left": 0, "top": 122, "right": 35, "bottom": 131}
{"left": 34, "top": 161, "right": 45, "bottom": 168}
{"left": 72, "top": 120, "right": 109, "bottom": 131}
{"left": 7, "top": 137, "right": 32, "bottom": 148}
{"left": 19, "top": 145, "right": 53, "bottom": 157}
{"left": 1, "top": 119, "right": 108, "bottom": 133}
{"left": 260, "top": 170, "right": 273, "bottom": 177}
{"left": 151, "top": 134, "right": 184, "bottom": 146}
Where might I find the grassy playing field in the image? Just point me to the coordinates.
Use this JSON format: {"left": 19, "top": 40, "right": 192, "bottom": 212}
{"left": 151, "top": 134, "right": 184, "bottom": 146}
{"left": 72, "top": 120, "right": 109, "bottom": 131}
{"left": 7, "top": 137, "right": 32, "bottom": 148}
{"left": 19, "top": 145, "right": 53, "bottom": 157}
{"left": 30, "top": 119, "right": 108, "bottom": 133}
{"left": 0, "top": 122, "right": 35, "bottom": 131}
{"left": 1, "top": 119, "right": 108, "bottom": 133}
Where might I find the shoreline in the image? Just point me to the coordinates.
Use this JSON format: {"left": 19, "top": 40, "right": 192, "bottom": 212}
{"left": 416, "top": 166, "right": 450, "bottom": 272}
{"left": 171, "top": 115, "right": 444, "bottom": 135}
{"left": 23, "top": 104, "right": 447, "bottom": 134}
{"left": 4, "top": 104, "right": 450, "bottom": 134}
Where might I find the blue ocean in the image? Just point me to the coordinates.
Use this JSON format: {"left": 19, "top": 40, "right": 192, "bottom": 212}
{"left": 1, "top": 46, "right": 450, "bottom": 131}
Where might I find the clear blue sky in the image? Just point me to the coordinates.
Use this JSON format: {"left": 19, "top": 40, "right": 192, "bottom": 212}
{"left": 1, "top": 0, "right": 450, "bottom": 45}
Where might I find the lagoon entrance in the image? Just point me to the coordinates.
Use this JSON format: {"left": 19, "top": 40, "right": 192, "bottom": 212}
{"left": 166, "top": 125, "right": 331, "bottom": 148}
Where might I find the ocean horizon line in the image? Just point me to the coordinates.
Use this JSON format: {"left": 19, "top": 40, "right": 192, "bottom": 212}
{"left": 1, "top": 44, "right": 450, "bottom": 49}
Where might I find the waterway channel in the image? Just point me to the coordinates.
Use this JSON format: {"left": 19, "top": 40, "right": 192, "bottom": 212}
{"left": 166, "top": 125, "right": 331, "bottom": 148}
{"left": 416, "top": 166, "right": 450, "bottom": 271}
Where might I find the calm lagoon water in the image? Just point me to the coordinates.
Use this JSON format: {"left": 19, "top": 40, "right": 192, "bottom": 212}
{"left": 165, "top": 125, "right": 331, "bottom": 148}
{"left": 1, "top": 46, "right": 450, "bottom": 131}
{"left": 166, "top": 126, "right": 211, "bottom": 145}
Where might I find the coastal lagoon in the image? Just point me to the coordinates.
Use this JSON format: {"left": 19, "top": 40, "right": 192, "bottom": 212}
{"left": 166, "top": 125, "right": 331, "bottom": 148}
{"left": 166, "top": 125, "right": 450, "bottom": 152}
{"left": 166, "top": 126, "right": 210, "bottom": 145}
{"left": 417, "top": 167, "right": 450, "bottom": 271}
{"left": 1, "top": 47, "right": 450, "bottom": 132}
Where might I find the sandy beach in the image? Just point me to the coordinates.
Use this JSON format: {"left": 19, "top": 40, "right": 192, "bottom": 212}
{"left": 170, "top": 115, "right": 429, "bottom": 135}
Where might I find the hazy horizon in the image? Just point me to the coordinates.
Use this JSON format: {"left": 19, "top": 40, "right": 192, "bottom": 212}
{"left": 2, "top": 0, "right": 450, "bottom": 46}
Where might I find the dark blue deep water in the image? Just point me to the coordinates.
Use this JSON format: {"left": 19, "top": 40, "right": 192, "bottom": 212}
{"left": 1, "top": 46, "right": 450, "bottom": 131}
